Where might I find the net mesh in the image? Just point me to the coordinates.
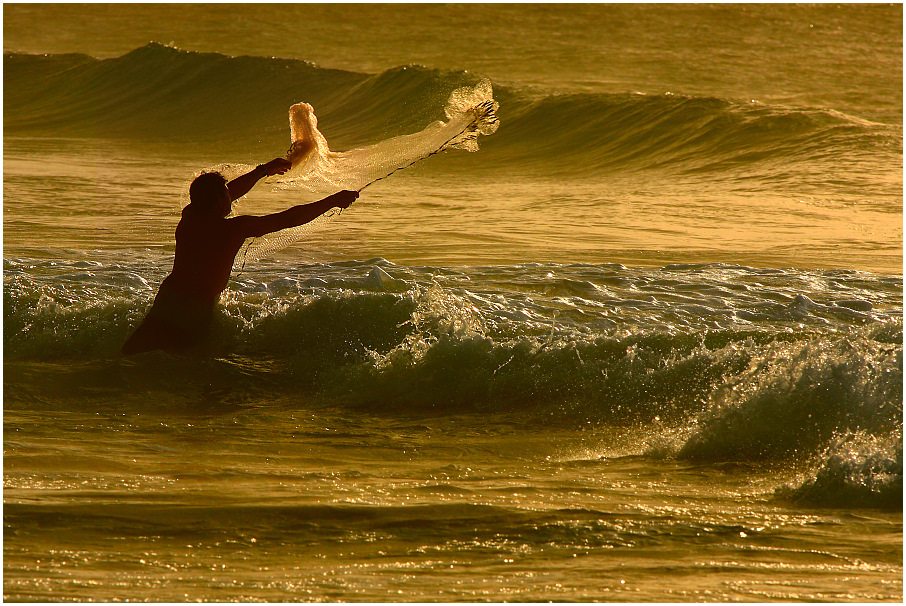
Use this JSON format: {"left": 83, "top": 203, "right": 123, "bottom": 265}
{"left": 233, "top": 78, "right": 499, "bottom": 269}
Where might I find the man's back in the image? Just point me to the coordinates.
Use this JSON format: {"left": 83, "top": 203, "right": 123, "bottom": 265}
{"left": 169, "top": 212, "right": 249, "bottom": 306}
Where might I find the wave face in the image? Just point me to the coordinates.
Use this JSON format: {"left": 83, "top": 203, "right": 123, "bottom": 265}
{"left": 5, "top": 43, "right": 901, "bottom": 196}
{"left": 5, "top": 258, "right": 902, "bottom": 509}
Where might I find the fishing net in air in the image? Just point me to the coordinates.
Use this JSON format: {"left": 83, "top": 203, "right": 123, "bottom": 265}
{"left": 235, "top": 78, "right": 499, "bottom": 267}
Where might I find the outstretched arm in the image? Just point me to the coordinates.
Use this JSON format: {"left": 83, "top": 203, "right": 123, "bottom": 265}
{"left": 233, "top": 190, "right": 359, "bottom": 238}
{"left": 227, "top": 158, "right": 291, "bottom": 202}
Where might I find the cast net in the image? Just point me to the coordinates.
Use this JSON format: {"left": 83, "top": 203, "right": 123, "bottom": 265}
{"left": 232, "top": 78, "right": 499, "bottom": 269}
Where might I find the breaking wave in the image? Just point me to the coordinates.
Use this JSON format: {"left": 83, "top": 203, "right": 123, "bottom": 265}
{"left": 5, "top": 258, "right": 901, "bottom": 503}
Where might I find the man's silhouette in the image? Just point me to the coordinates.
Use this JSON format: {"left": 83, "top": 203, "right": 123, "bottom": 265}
{"left": 121, "top": 157, "right": 358, "bottom": 354}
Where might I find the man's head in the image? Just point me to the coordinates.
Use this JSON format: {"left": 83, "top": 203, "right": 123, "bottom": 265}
{"left": 189, "top": 171, "right": 231, "bottom": 217}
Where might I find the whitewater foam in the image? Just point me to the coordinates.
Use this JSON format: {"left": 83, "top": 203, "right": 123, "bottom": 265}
{"left": 5, "top": 259, "right": 901, "bottom": 487}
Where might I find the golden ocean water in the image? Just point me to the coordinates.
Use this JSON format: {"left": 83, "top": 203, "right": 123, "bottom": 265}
{"left": 4, "top": 4, "right": 902, "bottom": 602}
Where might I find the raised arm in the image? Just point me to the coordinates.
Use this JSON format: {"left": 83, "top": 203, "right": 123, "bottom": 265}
{"left": 227, "top": 158, "right": 292, "bottom": 202}
{"left": 232, "top": 190, "right": 359, "bottom": 238}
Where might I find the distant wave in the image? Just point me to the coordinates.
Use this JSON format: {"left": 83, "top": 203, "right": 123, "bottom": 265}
{"left": 3, "top": 43, "right": 479, "bottom": 146}
{"left": 5, "top": 43, "right": 900, "bottom": 181}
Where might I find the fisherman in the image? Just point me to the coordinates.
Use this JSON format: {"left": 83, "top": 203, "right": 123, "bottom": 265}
{"left": 121, "top": 158, "right": 358, "bottom": 354}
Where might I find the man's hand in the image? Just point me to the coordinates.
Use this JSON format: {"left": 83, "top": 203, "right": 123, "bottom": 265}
{"left": 229, "top": 158, "right": 293, "bottom": 201}
{"left": 260, "top": 158, "right": 292, "bottom": 176}
{"left": 328, "top": 190, "right": 359, "bottom": 209}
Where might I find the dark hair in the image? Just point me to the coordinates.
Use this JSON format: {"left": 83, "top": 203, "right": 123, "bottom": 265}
{"left": 188, "top": 171, "right": 228, "bottom": 209}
